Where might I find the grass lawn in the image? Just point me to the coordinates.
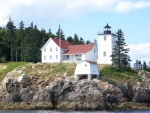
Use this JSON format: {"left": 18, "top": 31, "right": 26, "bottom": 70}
{"left": 100, "top": 65, "right": 141, "bottom": 85}
{"left": 0, "top": 62, "right": 141, "bottom": 86}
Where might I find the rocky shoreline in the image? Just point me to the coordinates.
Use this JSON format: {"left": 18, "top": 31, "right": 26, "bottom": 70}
{"left": 0, "top": 102, "right": 150, "bottom": 111}
{"left": 0, "top": 64, "right": 150, "bottom": 110}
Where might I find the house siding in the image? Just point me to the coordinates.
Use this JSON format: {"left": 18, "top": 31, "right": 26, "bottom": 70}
{"left": 97, "top": 34, "right": 115, "bottom": 64}
{"left": 41, "top": 39, "right": 61, "bottom": 63}
{"left": 84, "top": 45, "right": 97, "bottom": 62}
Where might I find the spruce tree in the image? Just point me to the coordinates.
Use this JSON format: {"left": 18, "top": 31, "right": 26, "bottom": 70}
{"left": 6, "top": 17, "right": 16, "bottom": 61}
{"left": 0, "top": 27, "right": 7, "bottom": 61}
{"left": 111, "top": 29, "right": 131, "bottom": 70}
{"left": 14, "top": 21, "right": 25, "bottom": 61}
{"left": 143, "top": 61, "right": 147, "bottom": 70}
{"left": 67, "top": 36, "right": 73, "bottom": 44}
{"left": 73, "top": 33, "right": 80, "bottom": 44}
{"left": 86, "top": 40, "right": 91, "bottom": 44}
{"left": 79, "top": 37, "right": 85, "bottom": 44}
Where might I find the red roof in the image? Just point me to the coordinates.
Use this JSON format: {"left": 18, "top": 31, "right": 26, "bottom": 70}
{"left": 63, "top": 44, "right": 94, "bottom": 54}
{"left": 85, "top": 60, "right": 96, "bottom": 64}
{"left": 52, "top": 38, "right": 71, "bottom": 49}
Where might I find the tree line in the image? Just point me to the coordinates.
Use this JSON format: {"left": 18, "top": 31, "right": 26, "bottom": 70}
{"left": 0, "top": 18, "right": 93, "bottom": 63}
{"left": 0, "top": 18, "right": 132, "bottom": 71}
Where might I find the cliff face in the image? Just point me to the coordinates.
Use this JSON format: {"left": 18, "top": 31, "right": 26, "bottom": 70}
{"left": 0, "top": 63, "right": 150, "bottom": 110}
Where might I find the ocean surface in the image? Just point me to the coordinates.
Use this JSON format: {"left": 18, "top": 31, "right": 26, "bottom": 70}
{"left": 0, "top": 110, "right": 149, "bottom": 113}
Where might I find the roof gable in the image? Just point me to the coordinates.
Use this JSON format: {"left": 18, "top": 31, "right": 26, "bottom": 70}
{"left": 40, "top": 38, "right": 71, "bottom": 50}
{"left": 63, "top": 44, "right": 95, "bottom": 54}
{"left": 52, "top": 38, "right": 71, "bottom": 49}
{"left": 40, "top": 38, "right": 52, "bottom": 51}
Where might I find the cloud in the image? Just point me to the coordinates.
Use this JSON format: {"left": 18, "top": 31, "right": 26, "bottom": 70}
{"left": 0, "top": 0, "right": 34, "bottom": 26}
{"left": 116, "top": 1, "right": 150, "bottom": 13}
{"left": 0, "top": 0, "right": 150, "bottom": 26}
{"left": 128, "top": 43, "right": 150, "bottom": 66}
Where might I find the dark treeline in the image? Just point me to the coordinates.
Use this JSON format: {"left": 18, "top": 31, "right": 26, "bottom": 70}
{"left": 0, "top": 18, "right": 92, "bottom": 62}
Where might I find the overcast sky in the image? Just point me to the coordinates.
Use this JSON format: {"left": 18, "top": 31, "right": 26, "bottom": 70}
{"left": 0, "top": 0, "right": 150, "bottom": 65}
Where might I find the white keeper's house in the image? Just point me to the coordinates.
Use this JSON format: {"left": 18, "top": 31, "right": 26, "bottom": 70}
{"left": 40, "top": 34, "right": 98, "bottom": 63}
{"left": 41, "top": 23, "right": 115, "bottom": 64}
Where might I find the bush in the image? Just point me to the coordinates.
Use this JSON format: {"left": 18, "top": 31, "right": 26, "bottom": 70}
{"left": 99, "top": 65, "right": 139, "bottom": 84}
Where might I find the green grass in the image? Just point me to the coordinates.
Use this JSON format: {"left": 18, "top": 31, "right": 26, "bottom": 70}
{"left": 0, "top": 62, "right": 77, "bottom": 81}
{"left": 99, "top": 65, "right": 141, "bottom": 84}
{"left": 0, "top": 62, "right": 143, "bottom": 86}
{"left": 0, "top": 62, "right": 29, "bottom": 82}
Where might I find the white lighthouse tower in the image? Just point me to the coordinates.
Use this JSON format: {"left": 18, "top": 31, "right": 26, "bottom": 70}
{"left": 97, "top": 23, "right": 116, "bottom": 64}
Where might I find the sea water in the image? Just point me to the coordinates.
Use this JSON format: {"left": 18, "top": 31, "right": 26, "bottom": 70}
{"left": 0, "top": 110, "right": 150, "bottom": 113}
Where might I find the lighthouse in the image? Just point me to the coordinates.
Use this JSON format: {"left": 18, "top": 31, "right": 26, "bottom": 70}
{"left": 97, "top": 23, "right": 116, "bottom": 64}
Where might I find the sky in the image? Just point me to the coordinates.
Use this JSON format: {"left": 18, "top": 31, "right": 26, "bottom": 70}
{"left": 0, "top": 0, "right": 150, "bottom": 66}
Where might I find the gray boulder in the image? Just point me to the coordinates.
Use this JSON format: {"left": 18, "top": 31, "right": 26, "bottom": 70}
{"left": 133, "top": 89, "right": 150, "bottom": 103}
{"left": 2, "top": 93, "right": 22, "bottom": 102}
{"left": 32, "top": 78, "right": 106, "bottom": 110}
{"left": 20, "top": 87, "right": 34, "bottom": 102}
{"left": 119, "top": 83, "right": 134, "bottom": 101}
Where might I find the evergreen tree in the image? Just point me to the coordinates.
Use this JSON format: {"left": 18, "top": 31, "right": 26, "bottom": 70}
{"left": 93, "top": 39, "right": 97, "bottom": 44}
{"left": 67, "top": 36, "right": 73, "bottom": 44}
{"left": 0, "top": 27, "right": 7, "bottom": 61}
{"left": 56, "top": 25, "right": 65, "bottom": 40}
{"left": 143, "top": 61, "right": 147, "bottom": 70}
{"left": 41, "top": 28, "right": 49, "bottom": 45}
{"left": 73, "top": 33, "right": 79, "bottom": 44}
{"left": 14, "top": 21, "right": 25, "bottom": 61}
{"left": 79, "top": 37, "right": 85, "bottom": 44}
{"left": 111, "top": 29, "right": 131, "bottom": 70}
{"left": 30, "top": 22, "right": 34, "bottom": 29}
{"left": 6, "top": 17, "right": 16, "bottom": 61}
{"left": 86, "top": 40, "right": 91, "bottom": 44}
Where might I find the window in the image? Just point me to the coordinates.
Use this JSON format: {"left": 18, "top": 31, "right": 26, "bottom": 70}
{"left": 103, "top": 51, "right": 106, "bottom": 57}
{"left": 50, "top": 48, "right": 52, "bottom": 52}
{"left": 56, "top": 55, "right": 58, "bottom": 59}
{"left": 67, "top": 55, "right": 69, "bottom": 59}
{"left": 50, "top": 55, "right": 52, "bottom": 60}
{"left": 44, "top": 56, "right": 46, "bottom": 60}
{"left": 44, "top": 48, "right": 46, "bottom": 52}
{"left": 104, "top": 36, "right": 107, "bottom": 41}
{"left": 94, "top": 48, "right": 95, "bottom": 52}
{"left": 56, "top": 47, "right": 58, "bottom": 51}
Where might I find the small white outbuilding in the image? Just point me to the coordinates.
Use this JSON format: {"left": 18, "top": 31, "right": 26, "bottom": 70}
{"left": 74, "top": 60, "right": 99, "bottom": 80}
